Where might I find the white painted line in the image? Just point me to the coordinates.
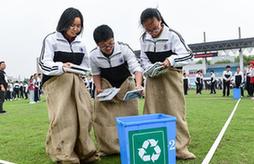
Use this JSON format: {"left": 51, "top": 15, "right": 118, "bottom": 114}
{"left": 202, "top": 98, "right": 241, "bottom": 164}
{"left": 0, "top": 160, "right": 15, "bottom": 164}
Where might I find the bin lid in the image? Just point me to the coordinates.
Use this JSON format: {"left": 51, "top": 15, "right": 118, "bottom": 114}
{"left": 116, "top": 113, "right": 176, "bottom": 127}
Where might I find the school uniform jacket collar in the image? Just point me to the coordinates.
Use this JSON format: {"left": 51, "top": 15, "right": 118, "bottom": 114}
{"left": 96, "top": 42, "right": 121, "bottom": 59}
{"left": 55, "top": 32, "right": 82, "bottom": 43}
{"left": 143, "top": 26, "right": 169, "bottom": 42}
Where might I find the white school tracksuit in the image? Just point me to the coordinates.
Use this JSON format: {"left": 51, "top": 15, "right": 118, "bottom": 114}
{"left": 140, "top": 26, "right": 193, "bottom": 70}
{"left": 39, "top": 32, "right": 90, "bottom": 84}
{"left": 39, "top": 31, "right": 98, "bottom": 163}
{"left": 89, "top": 41, "right": 142, "bottom": 87}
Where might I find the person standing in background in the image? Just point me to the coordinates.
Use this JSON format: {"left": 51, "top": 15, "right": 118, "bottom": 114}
{"left": 249, "top": 61, "right": 254, "bottom": 99}
{"left": 28, "top": 75, "right": 35, "bottom": 104}
{"left": 19, "top": 81, "right": 24, "bottom": 99}
{"left": 195, "top": 70, "right": 201, "bottom": 95}
{"left": 246, "top": 64, "right": 252, "bottom": 97}
{"left": 210, "top": 70, "right": 216, "bottom": 94}
{"left": 0, "top": 61, "right": 7, "bottom": 114}
{"left": 234, "top": 67, "right": 244, "bottom": 96}
{"left": 222, "top": 65, "right": 232, "bottom": 96}
{"left": 33, "top": 73, "right": 40, "bottom": 102}
{"left": 200, "top": 70, "right": 204, "bottom": 92}
{"left": 13, "top": 81, "right": 20, "bottom": 99}
{"left": 23, "top": 81, "right": 28, "bottom": 99}
{"left": 183, "top": 72, "right": 188, "bottom": 95}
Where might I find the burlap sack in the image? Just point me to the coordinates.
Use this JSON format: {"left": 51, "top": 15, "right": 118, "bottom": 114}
{"left": 93, "top": 77, "right": 138, "bottom": 155}
{"left": 43, "top": 73, "right": 99, "bottom": 163}
{"left": 144, "top": 67, "right": 191, "bottom": 151}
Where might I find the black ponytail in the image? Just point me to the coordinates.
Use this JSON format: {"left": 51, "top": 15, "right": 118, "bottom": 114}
{"left": 140, "top": 8, "right": 168, "bottom": 27}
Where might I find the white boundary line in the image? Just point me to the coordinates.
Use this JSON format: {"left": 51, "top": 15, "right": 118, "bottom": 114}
{"left": 202, "top": 98, "right": 241, "bottom": 164}
{"left": 0, "top": 160, "right": 15, "bottom": 164}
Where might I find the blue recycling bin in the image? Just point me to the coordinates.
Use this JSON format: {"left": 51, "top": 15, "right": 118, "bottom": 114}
{"left": 233, "top": 88, "right": 241, "bottom": 100}
{"left": 116, "top": 113, "right": 176, "bottom": 164}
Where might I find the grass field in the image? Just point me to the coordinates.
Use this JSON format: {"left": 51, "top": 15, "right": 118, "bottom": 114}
{"left": 0, "top": 90, "right": 253, "bottom": 164}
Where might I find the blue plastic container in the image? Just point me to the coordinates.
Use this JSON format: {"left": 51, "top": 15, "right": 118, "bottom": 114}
{"left": 116, "top": 113, "right": 176, "bottom": 164}
{"left": 233, "top": 88, "right": 241, "bottom": 100}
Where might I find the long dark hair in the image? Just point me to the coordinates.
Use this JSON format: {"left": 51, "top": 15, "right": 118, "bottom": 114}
{"left": 56, "top": 7, "right": 84, "bottom": 35}
{"left": 140, "top": 8, "right": 168, "bottom": 27}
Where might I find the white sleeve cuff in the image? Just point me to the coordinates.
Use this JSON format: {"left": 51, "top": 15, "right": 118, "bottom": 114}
{"left": 56, "top": 62, "right": 64, "bottom": 74}
{"left": 167, "top": 56, "right": 175, "bottom": 67}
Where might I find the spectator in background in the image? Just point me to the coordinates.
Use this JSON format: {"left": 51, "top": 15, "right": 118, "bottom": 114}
{"left": 183, "top": 72, "right": 188, "bottom": 95}
{"left": 210, "top": 70, "right": 216, "bottom": 94}
{"left": 28, "top": 75, "right": 35, "bottom": 104}
{"left": 218, "top": 79, "right": 223, "bottom": 90}
{"left": 13, "top": 81, "right": 20, "bottom": 99}
{"left": 246, "top": 64, "right": 252, "bottom": 97}
{"left": 195, "top": 70, "right": 202, "bottom": 94}
{"left": 23, "top": 81, "right": 28, "bottom": 99}
{"left": 234, "top": 67, "right": 244, "bottom": 97}
{"left": 222, "top": 65, "right": 232, "bottom": 96}
{"left": 0, "top": 61, "right": 7, "bottom": 114}
{"left": 33, "top": 73, "right": 40, "bottom": 102}
{"left": 85, "top": 76, "right": 95, "bottom": 98}
{"left": 200, "top": 70, "right": 204, "bottom": 91}
{"left": 19, "top": 81, "right": 24, "bottom": 99}
{"left": 249, "top": 61, "right": 254, "bottom": 99}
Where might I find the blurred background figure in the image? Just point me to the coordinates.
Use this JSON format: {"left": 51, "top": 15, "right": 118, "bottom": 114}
{"left": 183, "top": 72, "right": 189, "bottom": 95}
{"left": 210, "top": 70, "right": 216, "bottom": 94}
{"left": 0, "top": 61, "right": 7, "bottom": 113}
{"left": 222, "top": 65, "right": 232, "bottom": 96}
{"left": 233, "top": 66, "right": 244, "bottom": 97}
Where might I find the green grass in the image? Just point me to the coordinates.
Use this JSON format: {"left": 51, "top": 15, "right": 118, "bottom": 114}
{"left": 0, "top": 90, "right": 253, "bottom": 164}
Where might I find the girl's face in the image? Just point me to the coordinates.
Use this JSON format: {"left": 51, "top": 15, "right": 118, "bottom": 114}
{"left": 143, "top": 17, "right": 163, "bottom": 38}
{"left": 65, "top": 17, "right": 81, "bottom": 39}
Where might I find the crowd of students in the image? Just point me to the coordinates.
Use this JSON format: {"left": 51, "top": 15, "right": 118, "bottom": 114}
{"left": 4, "top": 73, "right": 42, "bottom": 103}
{"left": 183, "top": 62, "right": 254, "bottom": 99}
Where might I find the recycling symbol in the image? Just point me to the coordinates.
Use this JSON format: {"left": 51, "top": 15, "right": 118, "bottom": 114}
{"left": 138, "top": 139, "right": 161, "bottom": 163}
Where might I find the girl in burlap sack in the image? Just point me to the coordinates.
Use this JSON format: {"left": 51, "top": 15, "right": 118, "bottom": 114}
{"left": 39, "top": 8, "right": 99, "bottom": 164}
{"left": 89, "top": 25, "right": 143, "bottom": 156}
{"left": 140, "top": 8, "right": 196, "bottom": 160}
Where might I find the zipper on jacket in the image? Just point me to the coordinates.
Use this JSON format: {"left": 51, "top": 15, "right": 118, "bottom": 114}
{"left": 69, "top": 43, "right": 74, "bottom": 53}
{"left": 154, "top": 41, "right": 157, "bottom": 52}
{"left": 107, "top": 58, "right": 112, "bottom": 67}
